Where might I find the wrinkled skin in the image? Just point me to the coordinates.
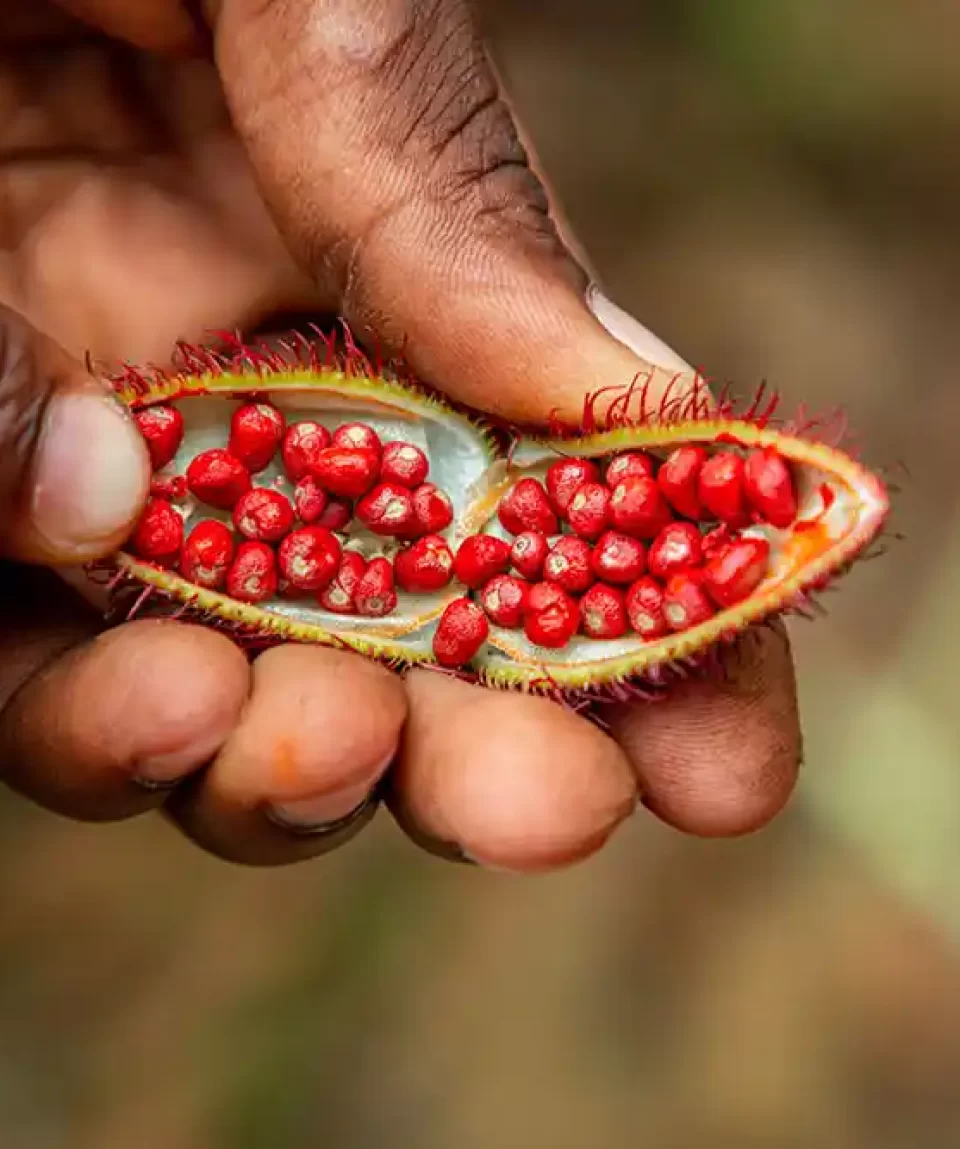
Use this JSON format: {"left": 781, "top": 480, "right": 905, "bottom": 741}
{"left": 0, "top": 0, "right": 801, "bottom": 868}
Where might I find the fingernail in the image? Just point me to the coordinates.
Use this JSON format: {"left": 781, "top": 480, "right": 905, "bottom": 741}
{"left": 31, "top": 389, "right": 149, "bottom": 555}
{"left": 586, "top": 284, "right": 691, "bottom": 371}
{"left": 267, "top": 780, "right": 375, "bottom": 831}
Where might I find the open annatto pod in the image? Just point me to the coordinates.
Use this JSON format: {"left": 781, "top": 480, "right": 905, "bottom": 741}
{"left": 86, "top": 332, "right": 889, "bottom": 701}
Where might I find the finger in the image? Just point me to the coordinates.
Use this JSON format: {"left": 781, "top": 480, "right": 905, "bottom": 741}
{"left": 206, "top": 0, "right": 694, "bottom": 425}
{"left": 167, "top": 644, "right": 406, "bottom": 865}
{"left": 608, "top": 623, "right": 801, "bottom": 837}
{"left": 389, "top": 670, "right": 636, "bottom": 872}
{"left": 0, "top": 599, "right": 251, "bottom": 821}
{"left": 0, "top": 305, "right": 149, "bottom": 564}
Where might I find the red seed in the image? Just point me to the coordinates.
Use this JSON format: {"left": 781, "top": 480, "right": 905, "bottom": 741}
{"left": 625, "top": 576, "right": 670, "bottom": 640}
{"left": 543, "top": 536, "right": 594, "bottom": 594}
{"left": 314, "top": 447, "right": 380, "bottom": 498}
{"left": 433, "top": 598, "right": 489, "bottom": 668}
{"left": 702, "top": 523, "right": 735, "bottom": 560}
{"left": 480, "top": 574, "right": 530, "bottom": 628}
{"left": 454, "top": 534, "right": 512, "bottom": 589}
{"left": 332, "top": 422, "right": 382, "bottom": 455}
{"left": 524, "top": 582, "right": 579, "bottom": 649}
{"left": 149, "top": 474, "right": 187, "bottom": 501}
{"left": 658, "top": 445, "right": 706, "bottom": 520}
{"left": 318, "top": 550, "right": 367, "bottom": 614}
{"left": 180, "top": 519, "right": 235, "bottom": 589}
{"left": 510, "top": 530, "right": 549, "bottom": 580}
{"left": 315, "top": 498, "right": 353, "bottom": 531}
{"left": 135, "top": 404, "right": 183, "bottom": 470}
{"left": 580, "top": 583, "right": 627, "bottom": 640}
{"left": 380, "top": 441, "right": 429, "bottom": 488}
{"left": 702, "top": 537, "right": 771, "bottom": 608}
{"left": 545, "top": 457, "right": 600, "bottom": 516}
{"left": 293, "top": 475, "right": 328, "bottom": 523}
{"left": 647, "top": 521, "right": 703, "bottom": 581}
{"left": 394, "top": 534, "right": 455, "bottom": 593}
{"left": 411, "top": 483, "right": 454, "bottom": 535}
{"left": 277, "top": 526, "right": 342, "bottom": 591}
{"left": 355, "top": 557, "right": 398, "bottom": 618}
{"left": 699, "top": 451, "right": 747, "bottom": 526}
{"left": 662, "top": 573, "right": 715, "bottom": 631}
{"left": 605, "top": 451, "right": 656, "bottom": 486}
{"left": 591, "top": 531, "right": 646, "bottom": 584}
{"left": 743, "top": 447, "right": 798, "bottom": 528}
{"left": 567, "top": 481, "right": 611, "bottom": 540}
{"left": 232, "top": 488, "right": 295, "bottom": 542}
{"left": 281, "top": 421, "right": 332, "bottom": 481}
{"left": 609, "top": 476, "right": 672, "bottom": 539}
{"left": 186, "top": 448, "right": 251, "bottom": 510}
{"left": 498, "top": 477, "right": 558, "bottom": 536}
{"left": 130, "top": 498, "right": 182, "bottom": 565}
{"left": 356, "top": 481, "right": 416, "bottom": 536}
{"left": 229, "top": 402, "right": 285, "bottom": 473}
{"left": 226, "top": 541, "right": 278, "bottom": 604}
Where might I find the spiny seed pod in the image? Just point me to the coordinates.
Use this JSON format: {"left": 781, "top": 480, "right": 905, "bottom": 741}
{"left": 580, "top": 583, "right": 627, "bottom": 640}
{"left": 227, "top": 541, "right": 277, "bottom": 604}
{"left": 394, "top": 535, "right": 454, "bottom": 593}
{"left": 108, "top": 334, "right": 889, "bottom": 697}
{"left": 135, "top": 404, "right": 184, "bottom": 470}
{"left": 314, "top": 446, "right": 380, "bottom": 499}
{"left": 658, "top": 445, "right": 706, "bottom": 520}
{"left": 355, "top": 557, "right": 398, "bottom": 618}
{"left": 743, "top": 447, "right": 798, "bottom": 529}
{"left": 332, "top": 422, "right": 382, "bottom": 455}
{"left": 229, "top": 402, "right": 285, "bottom": 473}
{"left": 433, "top": 598, "right": 489, "bottom": 668}
{"left": 567, "top": 481, "right": 611, "bottom": 541}
{"left": 180, "top": 519, "right": 235, "bottom": 590}
{"left": 381, "top": 441, "right": 429, "bottom": 488}
{"left": 647, "top": 521, "right": 703, "bottom": 582}
{"left": 543, "top": 535, "right": 594, "bottom": 594}
{"left": 186, "top": 448, "right": 251, "bottom": 510}
{"left": 278, "top": 526, "right": 341, "bottom": 592}
{"left": 591, "top": 531, "right": 646, "bottom": 584}
{"left": 480, "top": 574, "right": 530, "bottom": 628}
{"left": 510, "top": 530, "right": 549, "bottom": 580}
{"left": 356, "top": 481, "right": 416, "bottom": 536}
{"left": 545, "top": 457, "right": 600, "bottom": 516}
{"left": 233, "top": 488, "right": 295, "bottom": 542}
{"left": 498, "top": 477, "right": 558, "bottom": 536}
{"left": 454, "top": 534, "right": 512, "bottom": 589}
{"left": 131, "top": 498, "right": 182, "bottom": 566}
{"left": 282, "top": 420, "right": 332, "bottom": 481}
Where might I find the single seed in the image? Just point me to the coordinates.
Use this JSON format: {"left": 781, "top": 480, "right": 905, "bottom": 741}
{"left": 580, "top": 583, "right": 627, "bottom": 640}
{"left": 332, "top": 422, "right": 382, "bottom": 455}
{"left": 662, "top": 573, "right": 715, "bottom": 632}
{"left": 380, "top": 441, "right": 430, "bottom": 488}
{"left": 356, "top": 481, "right": 416, "bottom": 536}
{"left": 293, "top": 475, "right": 328, "bottom": 523}
{"left": 314, "top": 446, "right": 380, "bottom": 498}
{"left": 453, "top": 534, "right": 512, "bottom": 588}
{"left": 433, "top": 598, "right": 489, "bottom": 668}
{"left": 543, "top": 536, "right": 594, "bottom": 593}
{"left": 497, "top": 477, "right": 558, "bottom": 536}
{"left": 226, "top": 541, "right": 277, "bottom": 604}
{"left": 355, "top": 557, "right": 399, "bottom": 617}
{"left": 131, "top": 497, "right": 182, "bottom": 566}
{"left": 702, "top": 523, "right": 735, "bottom": 560}
{"left": 545, "top": 457, "right": 600, "bottom": 516}
{"left": 567, "top": 481, "right": 611, "bottom": 540}
{"left": 510, "top": 530, "right": 548, "bottom": 580}
{"left": 281, "top": 421, "right": 332, "bottom": 481}
{"left": 699, "top": 452, "right": 748, "bottom": 526}
{"left": 394, "top": 534, "right": 455, "bottom": 593}
{"left": 315, "top": 498, "right": 352, "bottom": 531}
{"left": 180, "top": 519, "right": 235, "bottom": 590}
{"left": 702, "top": 537, "right": 771, "bottom": 608}
{"left": 609, "top": 476, "right": 672, "bottom": 539}
{"left": 605, "top": 451, "right": 656, "bottom": 486}
{"left": 186, "top": 448, "right": 251, "bottom": 510}
{"left": 411, "top": 483, "right": 454, "bottom": 535}
{"left": 647, "top": 521, "right": 703, "bottom": 581}
{"left": 524, "top": 582, "right": 579, "bottom": 649}
{"left": 229, "top": 402, "right": 285, "bottom": 473}
{"left": 318, "top": 550, "right": 367, "bottom": 614}
{"left": 277, "top": 526, "right": 342, "bottom": 591}
{"left": 480, "top": 574, "right": 530, "bottom": 629}
{"left": 743, "top": 447, "right": 798, "bottom": 528}
{"left": 658, "top": 445, "right": 706, "bottom": 520}
{"left": 591, "top": 531, "right": 646, "bottom": 584}
{"left": 232, "top": 488, "right": 295, "bottom": 542}
{"left": 625, "top": 576, "right": 670, "bottom": 640}
{"left": 149, "top": 474, "right": 187, "bottom": 501}
{"left": 134, "top": 404, "right": 184, "bottom": 470}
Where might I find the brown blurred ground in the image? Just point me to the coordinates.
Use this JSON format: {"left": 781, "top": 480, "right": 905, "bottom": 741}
{"left": 2, "top": 2, "right": 959, "bottom": 1146}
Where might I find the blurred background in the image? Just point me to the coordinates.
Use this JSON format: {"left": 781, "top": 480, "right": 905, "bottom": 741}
{"left": 2, "top": 1, "right": 959, "bottom": 1145}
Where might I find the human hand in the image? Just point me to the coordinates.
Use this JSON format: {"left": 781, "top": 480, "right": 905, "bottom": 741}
{"left": 0, "top": 0, "right": 801, "bottom": 868}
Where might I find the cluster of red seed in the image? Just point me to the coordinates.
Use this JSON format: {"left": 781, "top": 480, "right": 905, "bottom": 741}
{"left": 131, "top": 401, "right": 453, "bottom": 615}
{"left": 430, "top": 444, "right": 798, "bottom": 669}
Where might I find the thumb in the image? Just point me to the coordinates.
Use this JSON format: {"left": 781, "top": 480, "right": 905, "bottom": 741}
{"left": 209, "top": 0, "right": 697, "bottom": 426}
{"left": 0, "top": 306, "right": 150, "bottom": 564}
